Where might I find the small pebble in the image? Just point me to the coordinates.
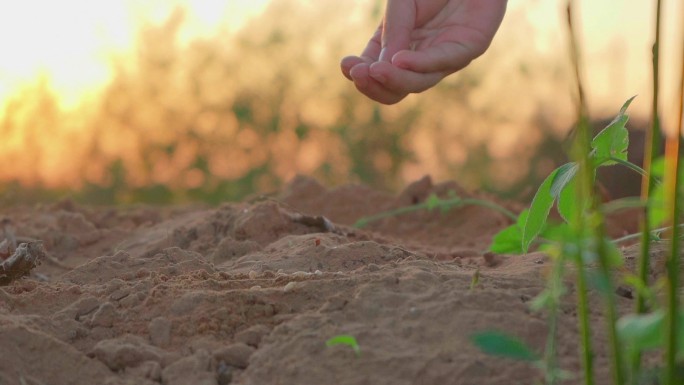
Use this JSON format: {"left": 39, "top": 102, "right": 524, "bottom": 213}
{"left": 283, "top": 282, "right": 297, "bottom": 292}
{"left": 291, "top": 271, "right": 310, "bottom": 279}
{"left": 213, "top": 343, "right": 255, "bottom": 369}
{"left": 149, "top": 317, "right": 172, "bottom": 347}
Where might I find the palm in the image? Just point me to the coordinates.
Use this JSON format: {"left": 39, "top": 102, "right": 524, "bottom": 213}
{"left": 341, "top": 0, "right": 507, "bottom": 104}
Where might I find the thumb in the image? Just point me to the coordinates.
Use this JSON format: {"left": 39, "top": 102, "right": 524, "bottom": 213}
{"left": 379, "top": 0, "right": 415, "bottom": 62}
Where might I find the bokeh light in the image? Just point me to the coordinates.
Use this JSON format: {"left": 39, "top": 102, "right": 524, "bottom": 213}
{"left": 0, "top": 0, "right": 681, "bottom": 204}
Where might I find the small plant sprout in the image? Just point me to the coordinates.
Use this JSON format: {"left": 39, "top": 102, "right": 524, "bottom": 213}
{"left": 489, "top": 96, "right": 643, "bottom": 255}
{"left": 475, "top": 0, "right": 684, "bottom": 382}
{"left": 470, "top": 268, "right": 480, "bottom": 290}
{"left": 326, "top": 335, "right": 361, "bottom": 357}
{"left": 353, "top": 191, "right": 516, "bottom": 229}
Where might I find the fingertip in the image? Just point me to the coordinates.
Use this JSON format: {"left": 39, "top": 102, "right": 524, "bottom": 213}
{"left": 390, "top": 50, "right": 418, "bottom": 71}
{"left": 341, "top": 56, "right": 360, "bottom": 80}
{"left": 349, "top": 63, "right": 370, "bottom": 89}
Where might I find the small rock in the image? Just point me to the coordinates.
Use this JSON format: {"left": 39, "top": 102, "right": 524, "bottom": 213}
{"left": 162, "top": 350, "right": 217, "bottom": 385}
{"left": 149, "top": 317, "right": 172, "bottom": 347}
{"left": 90, "top": 335, "right": 163, "bottom": 371}
{"left": 126, "top": 360, "right": 161, "bottom": 381}
{"left": 89, "top": 302, "right": 118, "bottom": 328}
{"left": 366, "top": 264, "right": 380, "bottom": 272}
{"left": 109, "top": 288, "right": 130, "bottom": 301}
{"left": 213, "top": 343, "right": 255, "bottom": 369}
{"left": 216, "top": 361, "right": 234, "bottom": 385}
{"left": 57, "top": 296, "right": 101, "bottom": 321}
{"left": 234, "top": 325, "right": 271, "bottom": 348}
{"left": 211, "top": 238, "right": 261, "bottom": 265}
{"left": 283, "top": 282, "right": 297, "bottom": 292}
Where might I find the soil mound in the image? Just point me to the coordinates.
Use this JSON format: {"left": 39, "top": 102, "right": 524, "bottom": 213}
{"left": 0, "top": 176, "right": 636, "bottom": 384}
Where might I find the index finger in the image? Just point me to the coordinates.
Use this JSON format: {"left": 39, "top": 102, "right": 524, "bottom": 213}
{"left": 380, "top": 0, "right": 416, "bottom": 62}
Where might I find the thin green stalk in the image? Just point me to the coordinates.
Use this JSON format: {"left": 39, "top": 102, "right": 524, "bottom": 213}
{"left": 665, "top": 157, "right": 681, "bottom": 384}
{"left": 634, "top": 4, "right": 663, "bottom": 377}
{"left": 664, "top": 18, "right": 684, "bottom": 384}
{"left": 613, "top": 223, "right": 684, "bottom": 245}
{"left": 567, "top": 2, "right": 625, "bottom": 383}
{"left": 633, "top": 2, "right": 663, "bottom": 377}
{"left": 543, "top": 258, "right": 565, "bottom": 385}
{"left": 353, "top": 196, "right": 517, "bottom": 228}
{"left": 566, "top": 3, "right": 595, "bottom": 383}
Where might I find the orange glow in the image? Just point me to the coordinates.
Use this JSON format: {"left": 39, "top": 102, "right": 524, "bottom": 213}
{"left": 0, "top": 0, "right": 270, "bottom": 109}
{"left": 0, "top": 0, "right": 681, "bottom": 200}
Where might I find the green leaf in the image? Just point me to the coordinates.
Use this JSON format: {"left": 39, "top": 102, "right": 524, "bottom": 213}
{"left": 489, "top": 210, "right": 528, "bottom": 254}
{"left": 471, "top": 331, "right": 539, "bottom": 362}
{"left": 617, "top": 311, "right": 664, "bottom": 352}
{"left": 557, "top": 178, "right": 576, "bottom": 222}
{"left": 552, "top": 162, "right": 578, "bottom": 222}
{"left": 550, "top": 162, "right": 578, "bottom": 198}
{"left": 618, "top": 310, "right": 684, "bottom": 355}
{"left": 523, "top": 168, "right": 559, "bottom": 253}
{"left": 591, "top": 96, "right": 635, "bottom": 166}
{"left": 425, "top": 193, "right": 441, "bottom": 212}
{"left": 326, "top": 335, "right": 361, "bottom": 357}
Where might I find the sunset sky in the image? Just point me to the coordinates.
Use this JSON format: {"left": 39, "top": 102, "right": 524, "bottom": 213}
{"left": 0, "top": 0, "right": 681, "bottom": 195}
{"left": 0, "top": 0, "right": 681, "bottom": 121}
{"left": 0, "top": 0, "right": 271, "bottom": 107}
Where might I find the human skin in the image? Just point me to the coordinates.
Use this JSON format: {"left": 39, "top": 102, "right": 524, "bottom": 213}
{"left": 341, "top": 0, "right": 508, "bottom": 104}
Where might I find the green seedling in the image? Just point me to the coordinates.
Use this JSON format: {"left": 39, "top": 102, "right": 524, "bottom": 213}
{"left": 469, "top": 268, "right": 480, "bottom": 290}
{"left": 353, "top": 191, "right": 517, "bottom": 229}
{"left": 474, "top": 0, "right": 684, "bottom": 383}
{"left": 489, "top": 96, "right": 647, "bottom": 254}
{"left": 326, "top": 335, "right": 361, "bottom": 357}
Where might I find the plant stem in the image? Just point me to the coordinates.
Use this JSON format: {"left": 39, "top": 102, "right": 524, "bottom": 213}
{"left": 353, "top": 196, "right": 518, "bottom": 228}
{"left": 543, "top": 259, "right": 565, "bottom": 385}
{"left": 664, "top": 14, "right": 684, "bottom": 384}
{"left": 612, "top": 223, "right": 684, "bottom": 245}
{"left": 634, "top": 1, "right": 663, "bottom": 376}
{"left": 606, "top": 157, "right": 654, "bottom": 182}
{"left": 565, "top": 3, "right": 595, "bottom": 383}
{"left": 567, "top": 2, "right": 626, "bottom": 383}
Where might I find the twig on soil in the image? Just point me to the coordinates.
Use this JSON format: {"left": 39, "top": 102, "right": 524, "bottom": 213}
{"left": 0, "top": 242, "right": 46, "bottom": 286}
{"left": 7, "top": 234, "right": 72, "bottom": 271}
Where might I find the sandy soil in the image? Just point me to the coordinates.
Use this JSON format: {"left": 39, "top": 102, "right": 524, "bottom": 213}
{"left": 0, "top": 176, "right": 650, "bottom": 385}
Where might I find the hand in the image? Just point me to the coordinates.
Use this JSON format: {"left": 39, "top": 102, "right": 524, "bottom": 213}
{"left": 341, "top": 0, "right": 507, "bottom": 104}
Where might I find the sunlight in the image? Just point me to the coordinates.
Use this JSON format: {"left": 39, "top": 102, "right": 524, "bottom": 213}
{"left": 0, "top": 0, "right": 271, "bottom": 109}
{"left": 0, "top": 0, "right": 680, "bottom": 197}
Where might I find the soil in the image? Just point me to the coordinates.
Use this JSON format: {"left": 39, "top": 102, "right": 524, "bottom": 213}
{"left": 0, "top": 175, "right": 654, "bottom": 385}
